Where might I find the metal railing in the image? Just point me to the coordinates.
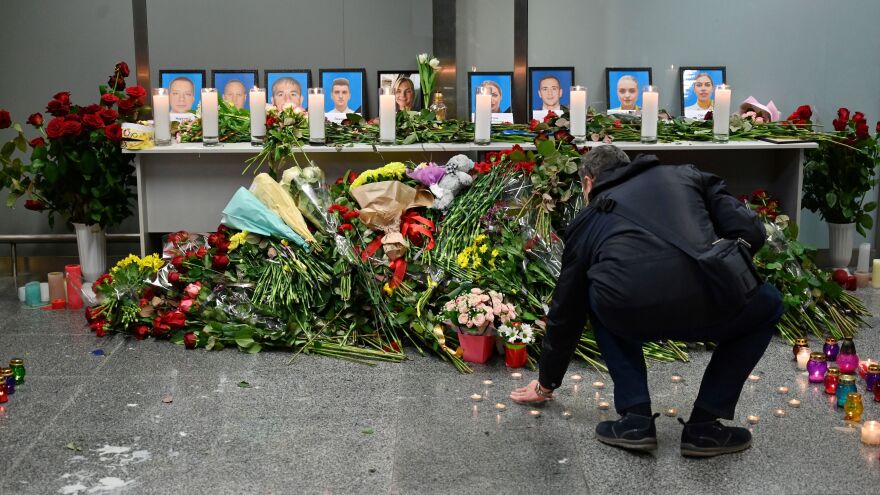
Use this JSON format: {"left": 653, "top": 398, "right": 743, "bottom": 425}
{"left": 0, "top": 233, "right": 140, "bottom": 288}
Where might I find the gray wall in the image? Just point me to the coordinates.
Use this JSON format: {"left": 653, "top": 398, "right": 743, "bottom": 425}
{"left": 3, "top": 0, "right": 880, "bottom": 258}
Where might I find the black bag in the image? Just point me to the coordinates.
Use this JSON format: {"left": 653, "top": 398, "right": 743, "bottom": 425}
{"left": 591, "top": 196, "right": 761, "bottom": 314}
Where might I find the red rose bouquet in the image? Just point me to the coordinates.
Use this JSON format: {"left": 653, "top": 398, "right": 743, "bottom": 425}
{"left": 0, "top": 62, "right": 143, "bottom": 228}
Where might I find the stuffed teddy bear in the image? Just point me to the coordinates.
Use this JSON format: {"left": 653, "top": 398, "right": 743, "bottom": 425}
{"left": 430, "top": 154, "right": 474, "bottom": 211}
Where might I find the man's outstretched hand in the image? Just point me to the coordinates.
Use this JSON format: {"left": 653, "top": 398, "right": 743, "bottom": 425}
{"left": 510, "top": 379, "right": 554, "bottom": 405}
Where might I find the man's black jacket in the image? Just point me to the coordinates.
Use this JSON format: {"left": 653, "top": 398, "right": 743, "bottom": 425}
{"left": 538, "top": 154, "right": 766, "bottom": 389}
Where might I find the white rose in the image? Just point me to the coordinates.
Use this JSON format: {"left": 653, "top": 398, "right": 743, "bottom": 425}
{"left": 429, "top": 58, "right": 440, "bottom": 70}
{"left": 418, "top": 53, "right": 428, "bottom": 64}
{"left": 281, "top": 166, "right": 302, "bottom": 186}
{"left": 283, "top": 103, "right": 294, "bottom": 110}
{"left": 302, "top": 166, "right": 323, "bottom": 183}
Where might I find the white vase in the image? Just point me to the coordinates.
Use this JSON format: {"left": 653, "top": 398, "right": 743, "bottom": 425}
{"left": 828, "top": 222, "right": 856, "bottom": 269}
{"left": 73, "top": 223, "right": 107, "bottom": 282}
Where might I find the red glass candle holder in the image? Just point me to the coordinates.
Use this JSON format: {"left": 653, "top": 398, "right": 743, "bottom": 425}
{"left": 504, "top": 344, "right": 528, "bottom": 369}
{"left": 824, "top": 368, "right": 840, "bottom": 395}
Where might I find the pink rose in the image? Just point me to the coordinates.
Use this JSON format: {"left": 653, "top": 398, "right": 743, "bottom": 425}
{"left": 473, "top": 314, "right": 486, "bottom": 327}
{"left": 179, "top": 299, "right": 194, "bottom": 313}
{"left": 457, "top": 314, "right": 468, "bottom": 325}
{"left": 183, "top": 282, "right": 201, "bottom": 299}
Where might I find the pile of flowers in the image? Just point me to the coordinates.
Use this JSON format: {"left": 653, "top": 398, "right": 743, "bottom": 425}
{"left": 497, "top": 322, "right": 535, "bottom": 345}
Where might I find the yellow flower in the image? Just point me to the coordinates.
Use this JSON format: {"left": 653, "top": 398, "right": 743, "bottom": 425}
{"left": 479, "top": 245, "right": 488, "bottom": 254}
{"left": 280, "top": 239, "right": 289, "bottom": 247}
{"left": 228, "top": 231, "right": 249, "bottom": 252}
{"left": 491, "top": 249, "right": 499, "bottom": 257}
{"left": 111, "top": 253, "right": 141, "bottom": 274}
{"left": 350, "top": 162, "right": 407, "bottom": 189}
{"left": 489, "top": 259, "right": 496, "bottom": 268}
{"left": 137, "top": 254, "right": 165, "bottom": 272}
{"left": 382, "top": 282, "right": 395, "bottom": 296}
{"left": 472, "top": 257, "right": 482, "bottom": 268}
{"left": 475, "top": 234, "right": 487, "bottom": 243}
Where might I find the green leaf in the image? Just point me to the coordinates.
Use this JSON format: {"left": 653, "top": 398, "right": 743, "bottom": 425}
{"left": 864, "top": 202, "right": 877, "bottom": 213}
{"left": 858, "top": 213, "right": 873, "bottom": 230}
{"left": 403, "top": 132, "right": 418, "bottom": 145}
{"left": 825, "top": 192, "right": 837, "bottom": 208}
{"left": 237, "top": 381, "right": 251, "bottom": 388}
{"left": 361, "top": 428, "right": 374, "bottom": 435}
{"left": 235, "top": 327, "right": 255, "bottom": 348}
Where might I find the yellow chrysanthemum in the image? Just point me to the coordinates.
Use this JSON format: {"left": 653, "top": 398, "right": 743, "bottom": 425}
{"left": 382, "top": 282, "right": 395, "bottom": 296}
{"left": 479, "top": 244, "right": 488, "bottom": 254}
{"left": 228, "top": 231, "right": 249, "bottom": 252}
{"left": 350, "top": 162, "right": 407, "bottom": 189}
{"left": 491, "top": 249, "right": 499, "bottom": 257}
{"left": 111, "top": 254, "right": 141, "bottom": 274}
{"left": 137, "top": 254, "right": 165, "bottom": 272}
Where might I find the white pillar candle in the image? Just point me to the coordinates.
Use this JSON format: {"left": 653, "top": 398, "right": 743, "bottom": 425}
{"left": 308, "top": 88, "right": 325, "bottom": 144}
{"left": 569, "top": 85, "right": 587, "bottom": 142}
{"left": 857, "top": 243, "right": 871, "bottom": 273}
{"left": 379, "top": 86, "right": 395, "bottom": 144}
{"left": 152, "top": 88, "right": 171, "bottom": 146}
{"left": 249, "top": 87, "right": 266, "bottom": 146}
{"left": 201, "top": 88, "right": 219, "bottom": 146}
{"left": 872, "top": 259, "right": 880, "bottom": 288}
{"left": 713, "top": 84, "right": 731, "bottom": 142}
{"left": 474, "top": 87, "right": 491, "bottom": 144}
{"left": 861, "top": 421, "right": 880, "bottom": 445}
{"left": 640, "top": 86, "right": 658, "bottom": 144}
{"left": 796, "top": 347, "right": 811, "bottom": 370}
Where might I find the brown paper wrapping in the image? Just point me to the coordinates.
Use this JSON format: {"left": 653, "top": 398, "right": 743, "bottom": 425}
{"left": 350, "top": 181, "right": 433, "bottom": 260}
{"left": 48, "top": 272, "right": 66, "bottom": 301}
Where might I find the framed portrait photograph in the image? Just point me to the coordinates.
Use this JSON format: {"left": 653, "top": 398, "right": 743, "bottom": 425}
{"left": 680, "top": 66, "right": 727, "bottom": 119}
{"left": 377, "top": 71, "right": 421, "bottom": 111}
{"left": 468, "top": 72, "right": 514, "bottom": 124}
{"left": 605, "top": 67, "right": 652, "bottom": 115}
{"left": 159, "top": 69, "right": 206, "bottom": 116}
{"left": 319, "top": 68, "right": 367, "bottom": 123}
{"left": 528, "top": 67, "right": 574, "bottom": 121}
{"left": 211, "top": 70, "right": 258, "bottom": 110}
{"left": 264, "top": 70, "right": 312, "bottom": 111}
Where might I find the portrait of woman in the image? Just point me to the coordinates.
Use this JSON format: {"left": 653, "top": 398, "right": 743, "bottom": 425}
{"left": 378, "top": 71, "right": 422, "bottom": 111}
{"left": 605, "top": 68, "right": 652, "bottom": 115}
{"left": 680, "top": 67, "right": 726, "bottom": 118}
{"left": 468, "top": 72, "right": 513, "bottom": 124}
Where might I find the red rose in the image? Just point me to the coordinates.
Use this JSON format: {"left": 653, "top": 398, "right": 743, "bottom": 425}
{"left": 98, "top": 108, "right": 118, "bottom": 124}
{"left": 266, "top": 115, "right": 278, "bottom": 127}
{"left": 337, "top": 223, "right": 354, "bottom": 233}
{"left": 168, "top": 271, "right": 180, "bottom": 283}
{"left": 195, "top": 246, "right": 207, "bottom": 258}
{"left": 27, "top": 112, "right": 43, "bottom": 127}
{"left": 62, "top": 120, "right": 82, "bottom": 137}
{"left": 126, "top": 86, "right": 146, "bottom": 100}
{"left": 29, "top": 137, "right": 46, "bottom": 148}
{"left": 795, "top": 105, "right": 812, "bottom": 121}
{"left": 528, "top": 119, "right": 539, "bottom": 131}
{"left": 212, "top": 254, "right": 230, "bottom": 269}
{"left": 82, "top": 114, "right": 105, "bottom": 129}
{"left": 85, "top": 307, "right": 96, "bottom": 322}
{"left": 163, "top": 309, "right": 186, "bottom": 329}
{"left": 837, "top": 108, "right": 850, "bottom": 122}
{"left": 64, "top": 113, "right": 81, "bottom": 122}
{"left": 217, "top": 224, "right": 230, "bottom": 234}
{"left": 133, "top": 324, "right": 149, "bottom": 340}
{"left": 101, "top": 94, "right": 119, "bottom": 107}
{"left": 833, "top": 118, "right": 847, "bottom": 132}
{"left": 53, "top": 91, "right": 71, "bottom": 104}
{"left": 80, "top": 104, "right": 100, "bottom": 115}
{"left": 0, "top": 109, "right": 11, "bottom": 129}
{"left": 473, "top": 161, "right": 492, "bottom": 174}
{"left": 853, "top": 112, "right": 866, "bottom": 122}
{"left": 95, "top": 325, "right": 107, "bottom": 337}
{"left": 752, "top": 188, "right": 767, "bottom": 199}
{"left": 24, "top": 199, "right": 47, "bottom": 211}
{"left": 89, "top": 320, "right": 105, "bottom": 333}
{"left": 108, "top": 75, "right": 126, "bottom": 90}
{"left": 876, "top": 121, "right": 880, "bottom": 135}
{"left": 856, "top": 120, "right": 869, "bottom": 139}
{"left": 543, "top": 110, "right": 556, "bottom": 123}
{"left": 46, "top": 99, "right": 70, "bottom": 117}
{"left": 183, "top": 332, "right": 197, "bottom": 349}
{"left": 45, "top": 117, "right": 65, "bottom": 138}
{"left": 115, "top": 61, "right": 130, "bottom": 78}
{"left": 104, "top": 123, "right": 122, "bottom": 142}
{"left": 343, "top": 210, "right": 360, "bottom": 221}
{"left": 117, "top": 98, "right": 135, "bottom": 113}
{"left": 207, "top": 233, "right": 222, "bottom": 247}
{"left": 171, "top": 255, "right": 184, "bottom": 268}
{"left": 214, "top": 239, "right": 230, "bottom": 253}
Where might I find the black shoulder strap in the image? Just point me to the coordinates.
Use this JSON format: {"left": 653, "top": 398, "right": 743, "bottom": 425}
{"left": 589, "top": 195, "right": 702, "bottom": 260}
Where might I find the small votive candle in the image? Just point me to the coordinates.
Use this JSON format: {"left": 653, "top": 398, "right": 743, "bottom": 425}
{"left": 529, "top": 409, "right": 542, "bottom": 417}
{"left": 773, "top": 409, "right": 787, "bottom": 418}
{"left": 571, "top": 374, "right": 583, "bottom": 383}
{"left": 1, "top": 369, "right": 14, "bottom": 395}
{"left": 665, "top": 408, "right": 679, "bottom": 417}
{"left": 495, "top": 403, "right": 506, "bottom": 411}
{"left": 592, "top": 381, "right": 605, "bottom": 389}
{"left": 824, "top": 368, "right": 841, "bottom": 395}
{"left": 671, "top": 375, "right": 683, "bottom": 383}
{"left": 748, "top": 374, "right": 761, "bottom": 382}
{"left": 792, "top": 338, "right": 808, "bottom": 361}
{"left": 837, "top": 338, "right": 859, "bottom": 374}
{"left": 747, "top": 415, "right": 760, "bottom": 425}
{"left": 823, "top": 336, "right": 840, "bottom": 362}
{"left": 807, "top": 352, "right": 828, "bottom": 383}
{"left": 562, "top": 410, "right": 573, "bottom": 419}
{"left": 861, "top": 421, "right": 880, "bottom": 445}
{"left": 844, "top": 392, "right": 864, "bottom": 422}
{"left": 777, "top": 386, "right": 790, "bottom": 395}
{"left": 796, "top": 347, "right": 811, "bottom": 370}
{"left": 854, "top": 271, "right": 871, "bottom": 288}
{"left": 597, "top": 401, "right": 610, "bottom": 410}
{"left": 470, "top": 394, "right": 483, "bottom": 402}
{"left": 9, "top": 359, "right": 24, "bottom": 385}
{"left": 482, "top": 379, "right": 494, "bottom": 386}
{"left": 858, "top": 359, "right": 877, "bottom": 379}
{"left": 865, "top": 363, "right": 880, "bottom": 392}
{"left": 837, "top": 374, "right": 857, "bottom": 407}
{"left": 510, "top": 372, "right": 522, "bottom": 379}
{"left": 787, "top": 399, "right": 802, "bottom": 408}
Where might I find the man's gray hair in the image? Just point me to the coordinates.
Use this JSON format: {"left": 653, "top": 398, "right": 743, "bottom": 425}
{"left": 579, "top": 145, "right": 630, "bottom": 181}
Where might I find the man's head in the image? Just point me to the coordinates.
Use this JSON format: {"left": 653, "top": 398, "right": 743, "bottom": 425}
{"left": 272, "top": 77, "right": 303, "bottom": 109}
{"left": 169, "top": 77, "right": 195, "bottom": 113}
{"left": 579, "top": 145, "right": 630, "bottom": 199}
{"left": 222, "top": 79, "right": 246, "bottom": 109}
{"left": 331, "top": 78, "right": 351, "bottom": 111}
{"left": 538, "top": 75, "right": 561, "bottom": 108}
